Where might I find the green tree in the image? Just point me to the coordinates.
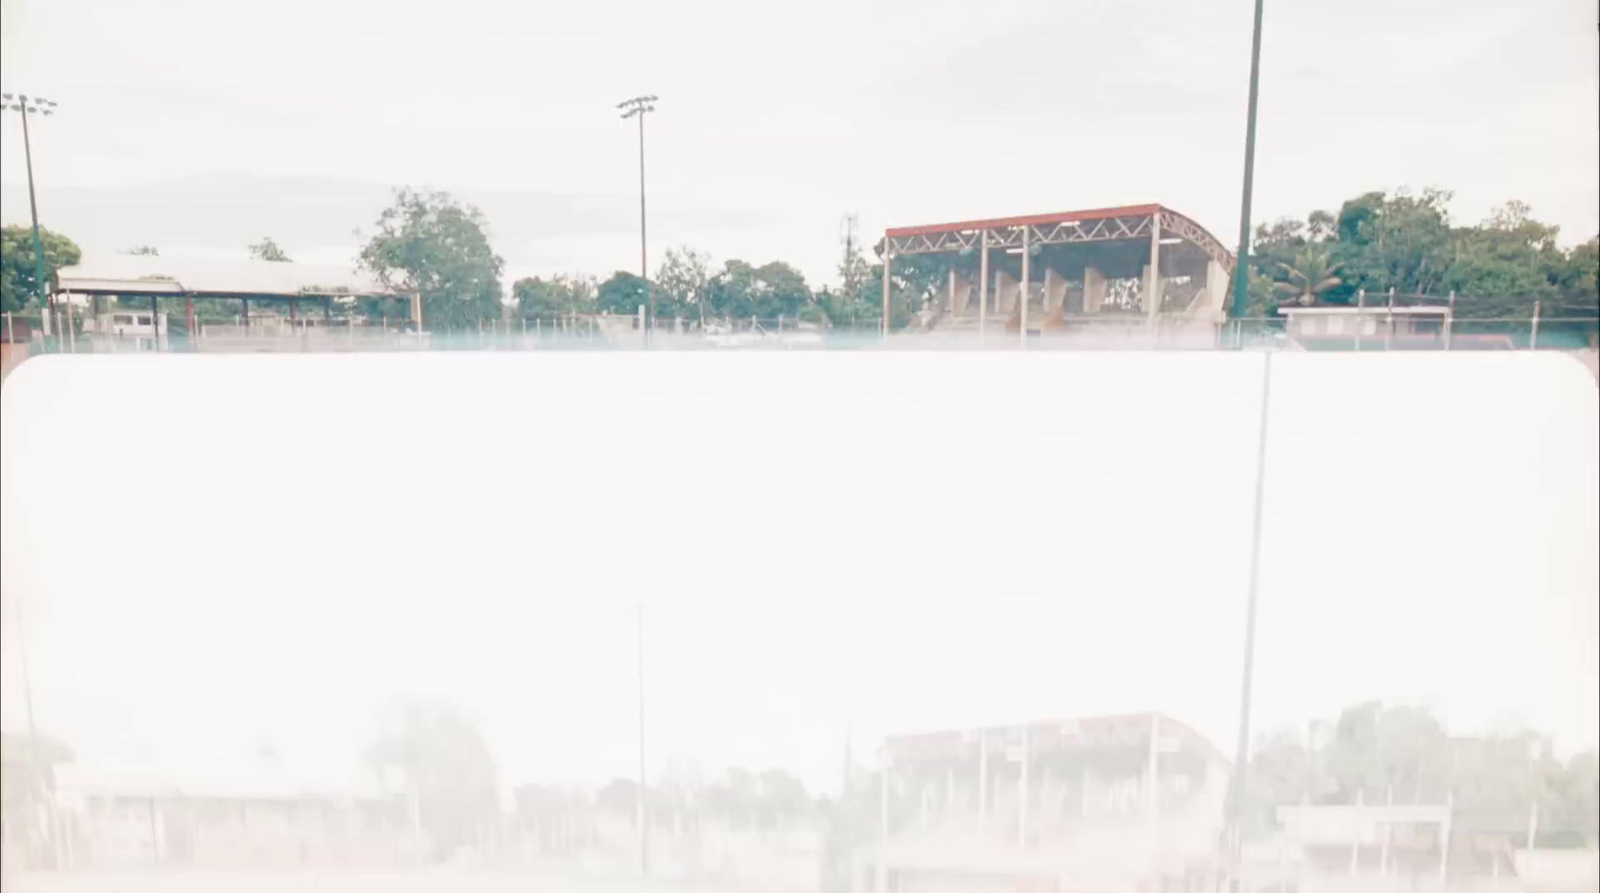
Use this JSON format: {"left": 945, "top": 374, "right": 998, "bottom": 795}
{"left": 1272, "top": 249, "right": 1345, "bottom": 307}
{"left": 357, "top": 188, "right": 505, "bottom": 330}
{"left": 1334, "top": 188, "right": 1455, "bottom": 297}
{"left": 248, "top": 237, "right": 292, "bottom": 262}
{"left": 1, "top": 225, "right": 81, "bottom": 312}
{"left": 819, "top": 238, "right": 881, "bottom": 328}
{"left": 1248, "top": 702, "right": 1598, "bottom": 848}
{"left": 513, "top": 274, "right": 596, "bottom": 317}
{"left": 1440, "top": 202, "right": 1565, "bottom": 318}
{"left": 1324, "top": 701, "right": 1449, "bottom": 802}
{"left": 596, "top": 271, "right": 651, "bottom": 316}
{"left": 704, "top": 259, "right": 816, "bottom": 322}
{"left": 656, "top": 247, "right": 711, "bottom": 324}
{"left": 366, "top": 699, "right": 499, "bottom": 860}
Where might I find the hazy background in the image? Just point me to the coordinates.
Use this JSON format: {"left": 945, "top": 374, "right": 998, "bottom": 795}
{"left": 2, "top": 351, "right": 1596, "bottom": 796}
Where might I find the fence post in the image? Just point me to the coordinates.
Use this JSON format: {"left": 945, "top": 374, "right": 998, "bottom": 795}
{"left": 1385, "top": 287, "right": 1396, "bottom": 351}
{"left": 66, "top": 303, "right": 75, "bottom": 353}
{"left": 1355, "top": 289, "right": 1366, "bottom": 351}
{"left": 4, "top": 312, "right": 12, "bottom": 345}
{"left": 1530, "top": 300, "right": 1541, "bottom": 349}
{"left": 1445, "top": 291, "right": 1456, "bottom": 350}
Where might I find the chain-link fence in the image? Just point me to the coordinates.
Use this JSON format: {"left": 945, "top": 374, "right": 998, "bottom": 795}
{"left": 5, "top": 307, "right": 1596, "bottom": 360}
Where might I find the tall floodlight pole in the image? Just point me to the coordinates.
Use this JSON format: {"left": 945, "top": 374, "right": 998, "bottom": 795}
{"left": 2, "top": 94, "right": 58, "bottom": 311}
{"left": 1228, "top": 0, "right": 1266, "bottom": 342}
{"left": 1225, "top": 352, "right": 1273, "bottom": 892}
{"left": 635, "top": 603, "right": 648, "bottom": 876}
{"left": 618, "top": 95, "right": 658, "bottom": 347}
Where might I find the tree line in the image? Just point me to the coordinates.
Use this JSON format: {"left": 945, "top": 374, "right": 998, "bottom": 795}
{"left": 1246, "top": 189, "right": 1598, "bottom": 319}
{"left": 2, "top": 185, "right": 1595, "bottom": 325}
{"left": 1247, "top": 701, "right": 1598, "bottom": 844}
{"left": 5, "top": 695, "right": 1595, "bottom": 874}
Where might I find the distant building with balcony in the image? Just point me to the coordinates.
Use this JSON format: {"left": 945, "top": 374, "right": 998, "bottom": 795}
{"left": 856, "top": 713, "right": 1230, "bottom": 893}
{"left": 1279, "top": 305, "right": 1452, "bottom": 347}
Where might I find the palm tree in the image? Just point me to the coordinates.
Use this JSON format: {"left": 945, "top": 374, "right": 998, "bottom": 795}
{"left": 1273, "top": 250, "right": 1344, "bottom": 306}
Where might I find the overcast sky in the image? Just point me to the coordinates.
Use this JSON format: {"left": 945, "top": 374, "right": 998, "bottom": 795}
{"left": 1, "top": 0, "right": 1597, "bottom": 291}
{"left": 3, "top": 352, "right": 1596, "bottom": 795}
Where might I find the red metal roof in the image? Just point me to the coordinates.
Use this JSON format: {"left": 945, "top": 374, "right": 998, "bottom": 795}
{"left": 884, "top": 204, "right": 1163, "bottom": 239}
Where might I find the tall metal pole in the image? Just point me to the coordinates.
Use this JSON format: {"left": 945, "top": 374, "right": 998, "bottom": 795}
{"left": 881, "top": 251, "right": 892, "bottom": 342}
{"left": 618, "top": 95, "right": 657, "bottom": 349}
{"left": 1226, "top": 351, "right": 1273, "bottom": 891}
{"left": 15, "top": 98, "right": 48, "bottom": 312}
{"left": 636, "top": 603, "right": 648, "bottom": 875}
{"left": 637, "top": 112, "right": 651, "bottom": 348}
{"left": 1229, "top": 0, "right": 1267, "bottom": 334}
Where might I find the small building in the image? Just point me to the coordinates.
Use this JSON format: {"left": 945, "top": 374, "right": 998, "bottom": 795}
{"left": 83, "top": 309, "right": 170, "bottom": 348}
{"left": 1265, "top": 801, "right": 1454, "bottom": 887}
{"left": 1277, "top": 305, "right": 1453, "bottom": 348}
{"left": 49, "top": 762, "right": 415, "bottom": 870}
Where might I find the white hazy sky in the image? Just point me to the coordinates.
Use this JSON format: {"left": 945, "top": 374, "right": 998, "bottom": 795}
{"left": 1, "top": 0, "right": 1597, "bottom": 289}
{"left": 2, "top": 352, "right": 1597, "bottom": 796}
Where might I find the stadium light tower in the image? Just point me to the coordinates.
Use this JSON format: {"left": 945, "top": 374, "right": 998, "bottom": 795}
{"left": 1229, "top": 0, "right": 1266, "bottom": 331}
{"left": 618, "top": 95, "right": 658, "bottom": 347}
{"left": 2, "top": 93, "right": 58, "bottom": 309}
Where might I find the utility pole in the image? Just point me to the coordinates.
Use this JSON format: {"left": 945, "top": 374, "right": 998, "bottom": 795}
{"left": 1228, "top": 0, "right": 1267, "bottom": 336}
{"left": 1226, "top": 352, "right": 1274, "bottom": 892}
{"left": 618, "top": 95, "right": 658, "bottom": 348}
{"left": 3, "top": 94, "right": 59, "bottom": 312}
{"left": 635, "top": 603, "right": 648, "bottom": 875}
{"left": 840, "top": 214, "right": 859, "bottom": 272}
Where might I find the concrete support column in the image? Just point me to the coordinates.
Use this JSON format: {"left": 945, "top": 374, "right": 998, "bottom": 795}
{"left": 951, "top": 274, "right": 973, "bottom": 315}
{"left": 996, "top": 271, "right": 1019, "bottom": 317}
{"left": 1146, "top": 714, "right": 1161, "bottom": 827}
{"left": 1145, "top": 212, "right": 1163, "bottom": 322}
{"left": 947, "top": 268, "right": 957, "bottom": 315}
{"left": 978, "top": 732, "right": 989, "bottom": 834}
{"left": 978, "top": 233, "right": 990, "bottom": 346}
{"left": 1044, "top": 267, "right": 1067, "bottom": 315}
{"left": 1019, "top": 229, "right": 1031, "bottom": 348}
{"left": 1083, "top": 267, "right": 1107, "bottom": 314}
{"left": 1018, "top": 726, "right": 1030, "bottom": 848}
{"left": 1080, "top": 766, "right": 1092, "bottom": 817}
{"left": 877, "top": 763, "right": 888, "bottom": 893}
{"left": 1206, "top": 260, "right": 1230, "bottom": 317}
